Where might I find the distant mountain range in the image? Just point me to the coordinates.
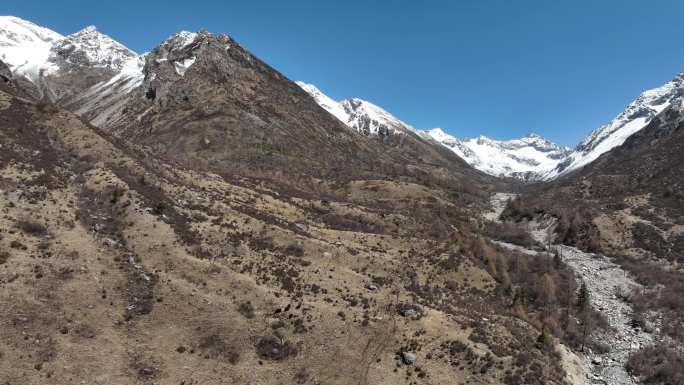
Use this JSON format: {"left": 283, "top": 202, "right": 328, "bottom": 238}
{"left": 298, "top": 75, "right": 684, "bottom": 181}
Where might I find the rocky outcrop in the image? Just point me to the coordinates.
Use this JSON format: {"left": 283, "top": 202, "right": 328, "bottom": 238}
{"left": 0, "top": 59, "right": 11, "bottom": 82}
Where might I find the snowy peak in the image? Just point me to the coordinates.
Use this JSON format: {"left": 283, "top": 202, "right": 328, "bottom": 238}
{"left": 0, "top": 16, "right": 64, "bottom": 82}
{"left": 424, "top": 129, "right": 570, "bottom": 180}
{"left": 161, "top": 30, "right": 200, "bottom": 52}
{"left": 0, "top": 16, "right": 141, "bottom": 89}
{"left": 300, "top": 81, "right": 568, "bottom": 180}
{"left": 424, "top": 128, "right": 458, "bottom": 145}
{"left": 0, "top": 16, "right": 63, "bottom": 46}
{"left": 340, "top": 97, "right": 417, "bottom": 136}
{"left": 577, "top": 75, "right": 683, "bottom": 154}
{"left": 303, "top": 71, "right": 684, "bottom": 182}
{"left": 0, "top": 16, "right": 145, "bottom": 125}
{"left": 50, "top": 25, "right": 138, "bottom": 71}
{"left": 297, "top": 81, "right": 417, "bottom": 136}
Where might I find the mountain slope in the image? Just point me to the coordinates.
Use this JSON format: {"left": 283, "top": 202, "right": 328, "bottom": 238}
{"left": 0, "top": 18, "right": 488, "bottom": 192}
{"left": 89, "top": 30, "right": 490, "bottom": 190}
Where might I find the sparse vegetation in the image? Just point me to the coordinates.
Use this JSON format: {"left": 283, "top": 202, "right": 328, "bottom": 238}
{"left": 237, "top": 301, "right": 255, "bottom": 319}
{"left": 255, "top": 336, "right": 298, "bottom": 361}
{"left": 15, "top": 218, "right": 47, "bottom": 236}
{"left": 483, "top": 221, "right": 536, "bottom": 248}
{"left": 626, "top": 344, "right": 684, "bottom": 384}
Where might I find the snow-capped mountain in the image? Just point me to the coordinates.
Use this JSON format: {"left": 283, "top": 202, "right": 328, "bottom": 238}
{"left": 543, "top": 73, "right": 684, "bottom": 179}
{"left": 0, "top": 15, "right": 144, "bottom": 122}
{"left": 424, "top": 129, "right": 571, "bottom": 180}
{"left": 49, "top": 25, "right": 138, "bottom": 72}
{"left": 299, "top": 81, "right": 570, "bottom": 180}
{"left": 0, "top": 16, "right": 142, "bottom": 106}
{"left": 296, "top": 81, "right": 417, "bottom": 136}
{"left": 0, "top": 16, "right": 63, "bottom": 83}
{"left": 301, "top": 74, "right": 684, "bottom": 181}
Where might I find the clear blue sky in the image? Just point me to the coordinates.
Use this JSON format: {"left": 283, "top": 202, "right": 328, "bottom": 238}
{"left": 5, "top": 0, "right": 684, "bottom": 146}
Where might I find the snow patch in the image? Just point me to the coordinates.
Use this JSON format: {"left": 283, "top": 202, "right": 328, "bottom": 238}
{"left": 174, "top": 56, "right": 196, "bottom": 76}
{"left": 175, "top": 31, "right": 198, "bottom": 49}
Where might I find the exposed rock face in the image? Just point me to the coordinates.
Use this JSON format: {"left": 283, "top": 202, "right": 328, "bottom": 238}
{"left": 0, "top": 59, "right": 11, "bottom": 82}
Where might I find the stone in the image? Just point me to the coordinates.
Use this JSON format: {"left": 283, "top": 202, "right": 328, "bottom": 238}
{"left": 401, "top": 351, "right": 417, "bottom": 365}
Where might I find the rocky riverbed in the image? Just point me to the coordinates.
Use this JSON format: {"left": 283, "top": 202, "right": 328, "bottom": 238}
{"left": 485, "top": 193, "right": 659, "bottom": 385}
{"left": 556, "top": 245, "right": 654, "bottom": 385}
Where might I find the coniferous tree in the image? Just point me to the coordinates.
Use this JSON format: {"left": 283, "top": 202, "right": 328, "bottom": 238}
{"left": 577, "top": 280, "right": 590, "bottom": 310}
{"left": 553, "top": 249, "right": 562, "bottom": 269}
{"left": 576, "top": 280, "right": 592, "bottom": 352}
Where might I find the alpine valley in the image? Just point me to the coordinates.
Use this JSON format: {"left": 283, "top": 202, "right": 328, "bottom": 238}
{"left": 0, "top": 15, "right": 682, "bottom": 385}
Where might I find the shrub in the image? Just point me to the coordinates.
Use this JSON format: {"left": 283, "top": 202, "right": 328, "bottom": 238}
{"left": 626, "top": 344, "right": 684, "bottom": 384}
{"left": 16, "top": 218, "right": 47, "bottom": 236}
{"left": 255, "top": 336, "right": 297, "bottom": 361}
{"left": 282, "top": 243, "right": 304, "bottom": 257}
{"left": 484, "top": 222, "right": 536, "bottom": 248}
{"left": 198, "top": 334, "right": 240, "bottom": 364}
{"left": 237, "top": 302, "right": 255, "bottom": 319}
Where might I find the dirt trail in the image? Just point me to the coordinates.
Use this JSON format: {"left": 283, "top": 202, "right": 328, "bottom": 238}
{"left": 485, "top": 193, "right": 656, "bottom": 385}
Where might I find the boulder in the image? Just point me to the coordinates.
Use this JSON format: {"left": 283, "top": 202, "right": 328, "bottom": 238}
{"left": 401, "top": 351, "right": 417, "bottom": 365}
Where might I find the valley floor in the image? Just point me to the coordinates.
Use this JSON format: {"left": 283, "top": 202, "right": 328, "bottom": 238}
{"left": 486, "top": 193, "right": 662, "bottom": 385}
